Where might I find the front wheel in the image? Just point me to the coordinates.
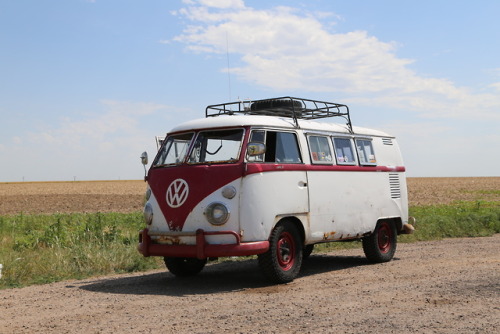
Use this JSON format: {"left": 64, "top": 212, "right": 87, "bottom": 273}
{"left": 303, "top": 244, "right": 314, "bottom": 259}
{"left": 258, "top": 222, "right": 303, "bottom": 284}
{"left": 362, "top": 220, "right": 397, "bottom": 263}
{"left": 164, "top": 257, "right": 207, "bottom": 277}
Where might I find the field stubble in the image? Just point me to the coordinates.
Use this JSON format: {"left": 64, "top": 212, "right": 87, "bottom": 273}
{"left": 0, "top": 177, "right": 499, "bottom": 215}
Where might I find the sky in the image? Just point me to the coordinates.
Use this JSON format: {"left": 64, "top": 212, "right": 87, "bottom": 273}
{"left": 1, "top": 0, "right": 499, "bottom": 182}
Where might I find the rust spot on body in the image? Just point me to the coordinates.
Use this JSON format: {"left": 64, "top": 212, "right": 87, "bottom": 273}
{"left": 156, "top": 236, "right": 183, "bottom": 245}
{"left": 323, "top": 231, "right": 336, "bottom": 240}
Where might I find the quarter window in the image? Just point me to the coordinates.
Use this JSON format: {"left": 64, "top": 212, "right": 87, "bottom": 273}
{"left": 267, "top": 132, "right": 302, "bottom": 163}
{"left": 308, "top": 136, "right": 333, "bottom": 164}
{"left": 356, "top": 139, "right": 377, "bottom": 165}
{"left": 333, "top": 138, "right": 356, "bottom": 165}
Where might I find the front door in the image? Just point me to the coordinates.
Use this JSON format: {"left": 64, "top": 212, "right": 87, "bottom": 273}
{"left": 240, "top": 130, "right": 309, "bottom": 241}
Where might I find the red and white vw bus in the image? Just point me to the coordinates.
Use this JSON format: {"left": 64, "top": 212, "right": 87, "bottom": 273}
{"left": 138, "top": 97, "right": 414, "bottom": 283}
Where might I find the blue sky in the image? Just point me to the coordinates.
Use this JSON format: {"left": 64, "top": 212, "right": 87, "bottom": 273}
{"left": 1, "top": 0, "right": 499, "bottom": 182}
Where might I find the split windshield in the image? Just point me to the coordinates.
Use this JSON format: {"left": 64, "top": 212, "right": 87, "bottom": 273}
{"left": 154, "top": 129, "right": 244, "bottom": 166}
{"left": 154, "top": 133, "right": 193, "bottom": 166}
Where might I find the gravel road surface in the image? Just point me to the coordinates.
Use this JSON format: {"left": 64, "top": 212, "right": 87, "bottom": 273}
{"left": 1, "top": 235, "right": 499, "bottom": 333}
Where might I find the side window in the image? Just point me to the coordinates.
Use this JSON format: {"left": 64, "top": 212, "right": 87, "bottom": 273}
{"left": 266, "top": 131, "right": 302, "bottom": 163}
{"left": 333, "top": 137, "right": 356, "bottom": 165}
{"left": 308, "top": 135, "right": 333, "bottom": 164}
{"left": 356, "top": 139, "right": 377, "bottom": 165}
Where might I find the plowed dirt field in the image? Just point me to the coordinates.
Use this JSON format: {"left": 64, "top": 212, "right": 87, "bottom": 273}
{"left": 1, "top": 177, "right": 499, "bottom": 215}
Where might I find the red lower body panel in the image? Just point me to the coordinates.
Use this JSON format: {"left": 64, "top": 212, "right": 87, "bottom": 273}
{"left": 138, "top": 228, "right": 270, "bottom": 259}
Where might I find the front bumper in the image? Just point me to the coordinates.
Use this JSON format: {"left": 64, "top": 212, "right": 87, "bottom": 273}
{"left": 138, "top": 228, "right": 270, "bottom": 259}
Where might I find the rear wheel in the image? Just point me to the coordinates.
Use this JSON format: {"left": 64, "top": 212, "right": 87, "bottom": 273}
{"left": 362, "top": 220, "right": 397, "bottom": 263}
{"left": 164, "top": 257, "right": 207, "bottom": 277}
{"left": 258, "top": 222, "right": 303, "bottom": 283}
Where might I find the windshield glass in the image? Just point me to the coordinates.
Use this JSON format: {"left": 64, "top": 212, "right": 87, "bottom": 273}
{"left": 188, "top": 129, "right": 244, "bottom": 164}
{"left": 154, "top": 133, "right": 193, "bottom": 166}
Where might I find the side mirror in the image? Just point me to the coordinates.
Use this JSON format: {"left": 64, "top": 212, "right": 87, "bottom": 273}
{"left": 140, "top": 151, "right": 148, "bottom": 165}
{"left": 247, "top": 142, "right": 266, "bottom": 156}
{"left": 140, "top": 152, "right": 148, "bottom": 182}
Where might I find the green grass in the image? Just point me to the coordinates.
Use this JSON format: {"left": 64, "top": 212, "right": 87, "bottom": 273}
{"left": 0, "top": 200, "right": 499, "bottom": 289}
{"left": 401, "top": 200, "right": 500, "bottom": 242}
{"left": 0, "top": 212, "right": 161, "bottom": 289}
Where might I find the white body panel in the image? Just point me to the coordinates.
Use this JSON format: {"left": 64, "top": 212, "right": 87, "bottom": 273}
{"left": 307, "top": 171, "right": 406, "bottom": 242}
{"left": 239, "top": 170, "right": 309, "bottom": 241}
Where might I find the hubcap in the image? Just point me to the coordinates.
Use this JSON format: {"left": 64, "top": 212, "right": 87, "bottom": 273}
{"left": 377, "top": 222, "right": 392, "bottom": 253}
{"left": 277, "top": 232, "right": 295, "bottom": 271}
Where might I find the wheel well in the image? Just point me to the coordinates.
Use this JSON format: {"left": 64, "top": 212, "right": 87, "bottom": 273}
{"left": 378, "top": 217, "right": 403, "bottom": 234}
{"left": 276, "top": 216, "right": 305, "bottom": 245}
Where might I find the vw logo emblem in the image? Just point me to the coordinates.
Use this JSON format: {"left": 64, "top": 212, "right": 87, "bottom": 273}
{"left": 166, "top": 179, "right": 189, "bottom": 208}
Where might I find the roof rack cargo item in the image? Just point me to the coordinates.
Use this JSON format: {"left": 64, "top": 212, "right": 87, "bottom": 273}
{"left": 205, "top": 96, "right": 353, "bottom": 133}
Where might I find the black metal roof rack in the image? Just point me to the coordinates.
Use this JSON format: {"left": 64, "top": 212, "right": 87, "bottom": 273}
{"left": 205, "top": 96, "right": 353, "bottom": 133}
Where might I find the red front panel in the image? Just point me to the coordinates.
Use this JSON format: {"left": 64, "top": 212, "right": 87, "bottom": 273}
{"left": 147, "top": 163, "right": 245, "bottom": 231}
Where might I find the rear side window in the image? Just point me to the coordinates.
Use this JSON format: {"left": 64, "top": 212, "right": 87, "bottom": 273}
{"left": 308, "top": 136, "right": 333, "bottom": 164}
{"left": 333, "top": 137, "right": 356, "bottom": 165}
{"left": 356, "top": 139, "right": 377, "bottom": 165}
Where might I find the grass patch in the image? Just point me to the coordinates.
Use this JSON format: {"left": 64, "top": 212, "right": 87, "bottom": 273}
{"left": 0, "top": 212, "right": 161, "bottom": 289}
{"left": 0, "top": 201, "right": 498, "bottom": 289}
{"left": 400, "top": 201, "right": 500, "bottom": 242}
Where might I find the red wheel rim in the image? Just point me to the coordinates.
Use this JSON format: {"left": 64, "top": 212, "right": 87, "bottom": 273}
{"left": 276, "top": 231, "right": 295, "bottom": 271}
{"left": 377, "top": 222, "right": 393, "bottom": 254}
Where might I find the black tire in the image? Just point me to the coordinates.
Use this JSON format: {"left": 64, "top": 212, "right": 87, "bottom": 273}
{"left": 258, "top": 222, "right": 303, "bottom": 283}
{"left": 250, "top": 99, "right": 303, "bottom": 111}
{"left": 303, "top": 244, "right": 314, "bottom": 259}
{"left": 164, "top": 257, "right": 207, "bottom": 277}
{"left": 362, "top": 220, "right": 397, "bottom": 263}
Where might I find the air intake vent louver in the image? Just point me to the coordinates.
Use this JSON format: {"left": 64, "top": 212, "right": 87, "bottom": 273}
{"left": 382, "top": 138, "right": 393, "bottom": 145}
{"left": 389, "top": 173, "right": 401, "bottom": 199}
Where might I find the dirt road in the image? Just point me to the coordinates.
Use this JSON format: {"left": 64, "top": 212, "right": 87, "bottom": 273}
{"left": 1, "top": 235, "right": 498, "bottom": 333}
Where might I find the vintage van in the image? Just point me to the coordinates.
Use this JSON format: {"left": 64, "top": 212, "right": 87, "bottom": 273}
{"left": 138, "top": 97, "right": 415, "bottom": 283}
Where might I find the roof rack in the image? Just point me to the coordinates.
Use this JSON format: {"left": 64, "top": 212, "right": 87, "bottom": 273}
{"left": 206, "top": 96, "right": 353, "bottom": 133}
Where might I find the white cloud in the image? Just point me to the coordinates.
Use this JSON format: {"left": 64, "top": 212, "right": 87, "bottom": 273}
{"left": 490, "top": 82, "right": 500, "bottom": 92}
{"left": 197, "top": 0, "right": 245, "bottom": 9}
{"left": 173, "top": 1, "right": 500, "bottom": 120}
{"left": 28, "top": 100, "right": 170, "bottom": 150}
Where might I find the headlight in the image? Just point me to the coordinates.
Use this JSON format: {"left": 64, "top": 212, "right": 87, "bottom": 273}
{"left": 143, "top": 203, "right": 153, "bottom": 225}
{"left": 145, "top": 187, "right": 152, "bottom": 201}
{"left": 205, "top": 202, "right": 229, "bottom": 225}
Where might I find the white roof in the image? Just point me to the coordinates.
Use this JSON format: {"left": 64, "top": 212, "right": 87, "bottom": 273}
{"left": 169, "top": 115, "right": 392, "bottom": 138}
